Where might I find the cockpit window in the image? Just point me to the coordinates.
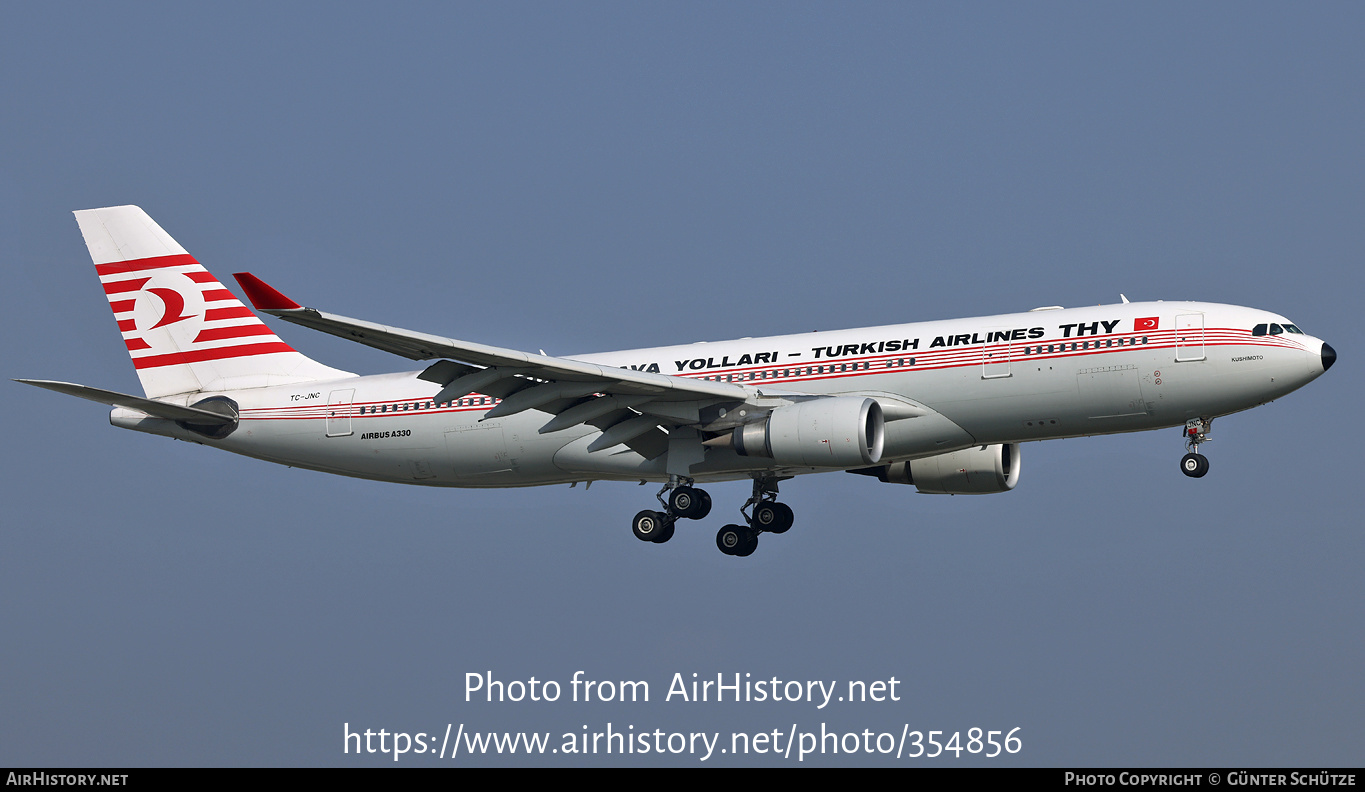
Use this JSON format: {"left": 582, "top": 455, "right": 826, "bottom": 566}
{"left": 1269, "top": 323, "right": 1284, "bottom": 335}
{"left": 1283, "top": 323, "right": 1303, "bottom": 334}
{"left": 1252, "top": 324, "right": 1267, "bottom": 336}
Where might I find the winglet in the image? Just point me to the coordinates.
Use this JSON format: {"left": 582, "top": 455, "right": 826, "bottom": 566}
{"left": 232, "top": 272, "right": 302, "bottom": 311}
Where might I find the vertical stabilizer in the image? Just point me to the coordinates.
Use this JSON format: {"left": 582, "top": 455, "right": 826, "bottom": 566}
{"left": 75, "top": 205, "right": 353, "bottom": 398}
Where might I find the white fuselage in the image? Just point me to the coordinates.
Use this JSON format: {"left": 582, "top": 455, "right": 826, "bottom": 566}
{"left": 113, "top": 300, "right": 1329, "bottom": 487}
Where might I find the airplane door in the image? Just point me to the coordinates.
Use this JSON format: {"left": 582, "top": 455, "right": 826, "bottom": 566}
{"left": 982, "top": 332, "right": 1011, "bottom": 379}
{"left": 326, "top": 389, "right": 355, "bottom": 437}
{"left": 1176, "top": 313, "right": 1205, "bottom": 362}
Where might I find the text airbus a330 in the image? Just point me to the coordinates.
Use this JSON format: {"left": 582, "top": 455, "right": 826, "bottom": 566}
{"left": 20, "top": 206, "right": 1336, "bottom": 556}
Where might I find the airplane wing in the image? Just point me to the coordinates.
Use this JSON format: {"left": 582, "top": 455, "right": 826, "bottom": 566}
{"left": 233, "top": 273, "right": 755, "bottom": 458}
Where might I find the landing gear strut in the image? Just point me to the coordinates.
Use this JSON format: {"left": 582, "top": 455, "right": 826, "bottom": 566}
{"left": 631, "top": 476, "right": 710, "bottom": 544}
{"left": 1179, "top": 418, "right": 1212, "bottom": 478}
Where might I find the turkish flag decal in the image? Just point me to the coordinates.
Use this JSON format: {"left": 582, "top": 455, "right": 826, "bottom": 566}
{"left": 1135, "top": 316, "right": 1159, "bottom": 331}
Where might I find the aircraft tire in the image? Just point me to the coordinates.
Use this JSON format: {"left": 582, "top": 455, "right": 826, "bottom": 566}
{"left": 768, "top": 502, "right": 794, "bottom": 534}
{"left": 670, "top": 486, "right": 710, "bottom": 520}
{"left": 694, "top": 489, "right": 712, "bottom": 520}
{"left": 752, "top": 502, "right": 793, "bottom": 534}
{"left": 1180, "top": 453, "right": 1209, "bottom": 478}
{"left": 716, "top": 524, "right": 752, "bottom": 556}
{"left": 653, "top": 519, "right": 675, "bottom": 544}
{"left": 633, "top": 510, "right": 671, "bottom": 542}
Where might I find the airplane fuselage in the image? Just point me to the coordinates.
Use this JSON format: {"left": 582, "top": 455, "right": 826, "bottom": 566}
{"left": 112, "top": 299, "right": 1330, "bottom": 488}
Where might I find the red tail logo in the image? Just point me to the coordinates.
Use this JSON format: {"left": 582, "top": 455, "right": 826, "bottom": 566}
{"left": 147, "top": 287, "right": 196, "bottom": 329}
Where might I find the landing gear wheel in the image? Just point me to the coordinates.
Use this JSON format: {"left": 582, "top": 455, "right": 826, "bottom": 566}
{"left": 716, "top": 524, "right": 756, "bottom": 556}
{"left": 1180, "top": 453, "right": 1209, "bottom": 478}
{"left": 752, "top": 502, "right": 794, "bottom": 534}
{"left": 669, "top": 486, "right": 712, "bottom": 520}
{"left": 632, "top": 510, "right": 673, "bottom": 542}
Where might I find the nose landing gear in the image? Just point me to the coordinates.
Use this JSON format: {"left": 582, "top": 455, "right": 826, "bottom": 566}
{"left": 1179, "top": 418, "right": 1212, "bottom": 478}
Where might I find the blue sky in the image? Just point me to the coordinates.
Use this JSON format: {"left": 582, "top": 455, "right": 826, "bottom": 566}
{"left": 2, "top": 3, "right": 1360, "bottom": 766}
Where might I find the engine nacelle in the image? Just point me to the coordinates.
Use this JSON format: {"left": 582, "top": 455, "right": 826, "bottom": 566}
{"left": 733, "top": 397, "right": 884, "bottom": 468}
{"left": 855, "top": 443, "right": 1021, "bottom": 494}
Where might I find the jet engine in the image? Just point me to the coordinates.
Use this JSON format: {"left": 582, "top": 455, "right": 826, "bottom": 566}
{"left": 731, "top": 397, "right": 885, "bottom": 468}
{"left": 852, "top": 443, "right": 1020, "bottom": 494}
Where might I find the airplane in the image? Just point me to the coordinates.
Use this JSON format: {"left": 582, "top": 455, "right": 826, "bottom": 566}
{"left": 19, "top": 206, "right": 1336, "bottom": 556}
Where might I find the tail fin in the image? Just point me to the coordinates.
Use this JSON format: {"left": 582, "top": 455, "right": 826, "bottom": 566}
{"left": 75, "top": 205, "right": 352, "bottom": 398}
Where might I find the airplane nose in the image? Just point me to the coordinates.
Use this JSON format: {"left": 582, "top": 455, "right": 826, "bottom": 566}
{"left": 1321, "top": 342, "right": 1336, "bottom": 372}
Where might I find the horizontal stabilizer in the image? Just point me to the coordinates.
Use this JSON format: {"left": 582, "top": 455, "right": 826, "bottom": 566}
{"left": 15, "top": 379, "right": 236, "bottom": 425}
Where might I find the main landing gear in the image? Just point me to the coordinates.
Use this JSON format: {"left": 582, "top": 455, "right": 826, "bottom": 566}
{"left": 1179, "top": 418, "right": 1212, "bottom": 478}
{"left": 631, "top": 475, "right": 795, "bottom": 557}
{"left": 631, "top": 476, "right": 712, "bottom": 545}
{"left": 715, "top": 475, "right": 794, "bottom": 557}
